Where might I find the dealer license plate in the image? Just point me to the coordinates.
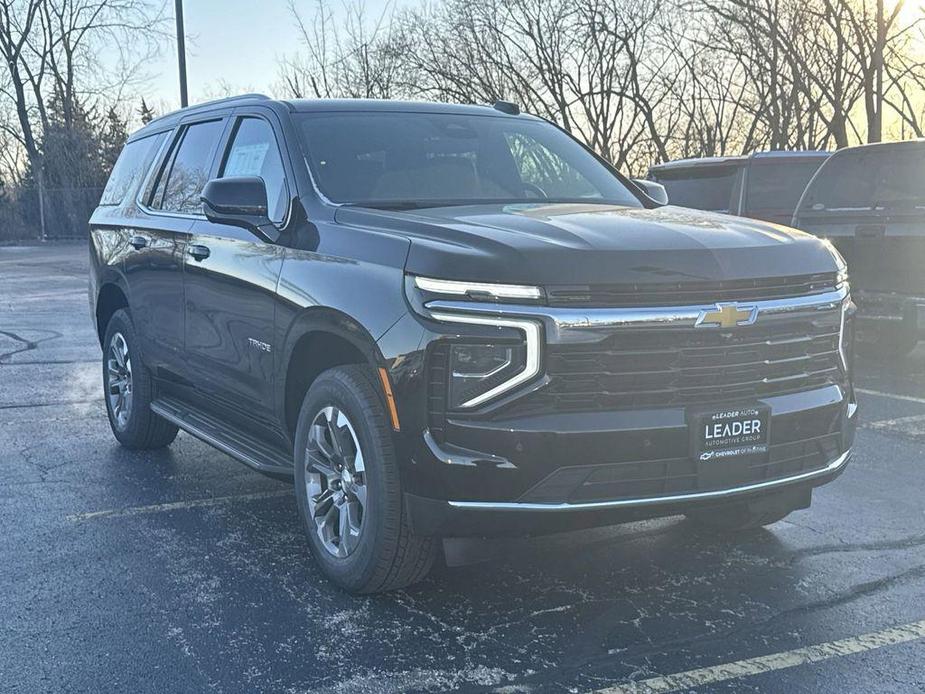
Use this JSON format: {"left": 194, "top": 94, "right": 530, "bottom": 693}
{"left": 691, "top": 405, "right": 770, "bottom": 462}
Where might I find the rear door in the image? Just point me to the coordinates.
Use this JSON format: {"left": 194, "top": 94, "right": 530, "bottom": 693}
{"left": 119, "top": 129, "right": 192, "bottom": 372}
{"left": 182, "top": 110, "right": 291, "bottom": 432}
{"left": 131, "top": 117, "right": 229, "bottom": 376}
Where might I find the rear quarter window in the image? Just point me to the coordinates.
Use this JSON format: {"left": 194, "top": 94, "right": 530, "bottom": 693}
{"left": 99, "top": 132, "right": 166, "bottom": 206}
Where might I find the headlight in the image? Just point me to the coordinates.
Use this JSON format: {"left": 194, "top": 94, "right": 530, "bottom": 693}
{"left": 410, "top": 275, "right": 544, "bottom": 408}
{"left": 447, "top": 343, "right": 528, "bottom": 409}
{"left": 412, "top": 275, "right": 544, "bottom": 302}
{"left": 430, "top": 312, "right": 542, "bottom": 409}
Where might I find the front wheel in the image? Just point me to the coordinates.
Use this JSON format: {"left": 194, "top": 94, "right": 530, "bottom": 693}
{"left": 294, "top": 365, "right": 436, "bottom": 593}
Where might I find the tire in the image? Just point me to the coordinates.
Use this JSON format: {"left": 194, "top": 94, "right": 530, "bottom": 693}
{"left": 294, "top": 364, "right": 436, "bottom": 593}
{"left": 856, "top": 320, "right": 918, "bottom": 359}
{"left": 102, "top": 309, "right": 179, "bottom": 449}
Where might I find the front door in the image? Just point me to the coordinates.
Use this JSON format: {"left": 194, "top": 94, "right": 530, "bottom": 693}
{"left": 183, "top": 114, "right": 291, "bottom": 429}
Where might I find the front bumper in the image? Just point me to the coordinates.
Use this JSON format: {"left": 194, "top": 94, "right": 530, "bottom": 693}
{"left": 395, "top": 285, "right": 856, "bottom": 537}
{"left": 406, "top": 449, "right": 850, "bottom": 537}
{"left": 405, "top": 386, "right": 857, "bottom": 536}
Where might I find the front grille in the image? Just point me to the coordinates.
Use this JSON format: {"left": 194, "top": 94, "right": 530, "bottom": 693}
{"left": 519, "top": 432, "right": 841, "bottom": 503}
{"left": 545, "top": 272, "right": 838, "bottom": 307}
{"left": 506, "top": 313, "right": 844, "bottom": 414}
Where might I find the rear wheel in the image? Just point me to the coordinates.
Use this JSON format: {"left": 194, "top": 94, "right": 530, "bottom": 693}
{"left": 294, "top": 365, "right": 436, "bottom": 593}
{"left": 102, "top": 309, "right": 178, "bottom": 449}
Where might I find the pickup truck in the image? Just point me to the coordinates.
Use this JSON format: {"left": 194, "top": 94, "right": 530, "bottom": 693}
{"left": 794, "top": 141, "right": 925, "bottom": 357}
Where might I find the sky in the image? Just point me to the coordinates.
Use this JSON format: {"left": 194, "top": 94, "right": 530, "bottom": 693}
{"left": 144, "top": 0, "right": 396, "bottom": 113}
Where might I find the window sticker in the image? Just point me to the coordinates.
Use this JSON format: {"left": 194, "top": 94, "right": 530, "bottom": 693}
{"left": 226, "top": 142, "right": 270, "bottom": 177}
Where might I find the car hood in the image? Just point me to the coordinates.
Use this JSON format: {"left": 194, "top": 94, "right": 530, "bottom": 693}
{"left": 335, "top": 203, "right": 839, "bottom": 286}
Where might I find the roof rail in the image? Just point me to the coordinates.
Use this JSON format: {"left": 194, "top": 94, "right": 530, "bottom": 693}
{"left": 144, "top": 93, "right": 271, "bottom": 127}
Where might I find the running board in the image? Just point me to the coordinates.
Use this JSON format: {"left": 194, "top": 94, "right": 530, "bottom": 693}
{"left": 151, "top": 397, "right": 294, "bottom": 478}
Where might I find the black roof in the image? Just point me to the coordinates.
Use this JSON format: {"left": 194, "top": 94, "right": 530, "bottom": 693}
{"left": 131, "top": 95, "right": 530, "bottom": 140}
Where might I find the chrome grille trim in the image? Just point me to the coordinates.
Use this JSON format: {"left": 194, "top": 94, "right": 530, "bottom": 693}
{"left": 426, "top": 286, "right": 848, "bottom": 344}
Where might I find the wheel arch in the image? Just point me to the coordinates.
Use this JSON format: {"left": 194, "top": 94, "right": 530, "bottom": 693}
{"left": 279, "top": 307, "right": 387, "bottom": 442}
{"left": 95, "top": 280, "right": 130, "bottom": 344}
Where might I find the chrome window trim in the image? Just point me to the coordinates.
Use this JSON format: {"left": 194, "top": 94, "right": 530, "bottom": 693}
{"left": 447, "top": 450, "right": 851, "bottom": 512}
{"left": 429, "top": 312, "right": 542, "bottom": 408}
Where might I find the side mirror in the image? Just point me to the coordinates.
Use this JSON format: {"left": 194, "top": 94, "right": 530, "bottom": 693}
{"left": 200, "top": 176, "right": 279, "bottom": 242}
{"left": 632, "top": 178, "right": 669, "bottom": 206}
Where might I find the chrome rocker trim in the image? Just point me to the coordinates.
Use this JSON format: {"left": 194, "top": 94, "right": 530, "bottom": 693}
{"left": 447, "top": 449, "right": 851, "bottom": 512}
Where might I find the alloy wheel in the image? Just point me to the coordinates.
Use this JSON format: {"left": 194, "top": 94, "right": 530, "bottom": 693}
{"left": 305, "top": 406, "right": 367, "bottom": 558}
{"left": 107, "top": 332, "right": 133, "bottom": 429}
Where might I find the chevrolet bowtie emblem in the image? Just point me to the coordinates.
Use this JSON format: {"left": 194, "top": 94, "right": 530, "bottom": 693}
{"left": 696, "top": 302, "right": 758, "bottom": 328}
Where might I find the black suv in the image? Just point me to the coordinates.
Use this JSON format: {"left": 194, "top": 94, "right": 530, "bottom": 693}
{"left": 793, "top": 141, "right": 925, "bottom": 357}
{"left": 90, "top": 95, "right": 857, "bottom": 593}
{"left": 648, "top": 151, "right": 829, "bottom": 226}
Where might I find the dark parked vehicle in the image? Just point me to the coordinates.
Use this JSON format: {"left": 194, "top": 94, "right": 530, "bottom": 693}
{"left": 793, "top": 141, "right": 925, "bottom": 357}
{"left": 649, "top": 151, "right": 830, "bottom": 225}
{"left": 90, "top": 95, "right": 856, "bottom": 592}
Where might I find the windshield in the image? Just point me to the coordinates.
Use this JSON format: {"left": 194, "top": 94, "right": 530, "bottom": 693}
{"left": 800, "top": 145, "right": 925, "bottom": 212}
{"left": 295, "top": 112, "right": 642, "bottom": 208}
{"left": 745, "top": 159, "right": 826, "bottom": 212}
{"left": 650, "top": 166, "right": 740, "bottom": 212}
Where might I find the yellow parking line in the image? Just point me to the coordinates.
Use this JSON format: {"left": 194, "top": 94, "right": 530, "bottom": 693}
{"left": 594, "top": 619, "right": 925, "bottom": 694}
{"left": 67, "top": 489, "right": 293, "bottom": 522}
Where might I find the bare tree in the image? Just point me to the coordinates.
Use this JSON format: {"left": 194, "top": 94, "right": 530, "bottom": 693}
{"left": 0, "top": 0, "right": 166, "bottom": 181}
{"left": 279, "top": 0, "right": 404, "bottom": 99}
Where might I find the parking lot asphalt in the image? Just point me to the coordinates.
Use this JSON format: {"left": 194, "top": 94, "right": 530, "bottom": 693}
{"left": 2, "top": 243, "right": 924, "bottom": 694}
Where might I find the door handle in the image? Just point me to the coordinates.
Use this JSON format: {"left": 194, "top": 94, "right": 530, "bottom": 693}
{"left": 187, "top": 244, "right": 211, "bottom": 261}
{"left": 129, "top": 235, "right": 148, "bottom": 250}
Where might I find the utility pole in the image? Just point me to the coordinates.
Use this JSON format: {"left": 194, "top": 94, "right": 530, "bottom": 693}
{"left": 175, "top": 0, "right": 189, "bottom": 108}
{"left": 872, "top": 0, "right": 885, "bottom": 143}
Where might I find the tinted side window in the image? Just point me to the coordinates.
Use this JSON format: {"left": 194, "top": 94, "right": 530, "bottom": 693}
{"left": 652, "top": 167, "right": 740, "bottom": 212}
{"left": 220, "top": 118, "right": 289, "bottom": 223}
{"left": 745, "top": 160, "right": 826, "bottom": 213}
{"left": 800, "top": 146, "right": 925, "bottom": 212}
{"left": 153, "top": 119, "right": 225, "bottom": 214}
{"left": 99, "top": 132, "right": 166, "bottom": 206}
